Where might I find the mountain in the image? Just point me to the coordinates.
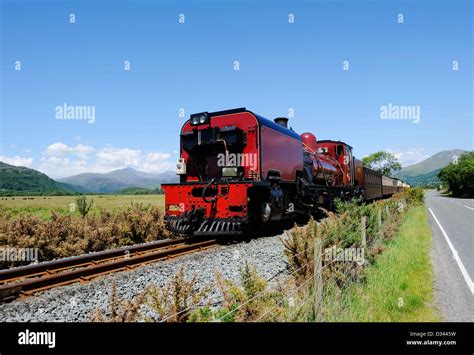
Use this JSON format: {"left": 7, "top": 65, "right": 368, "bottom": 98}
{"left": 398, "top": 150, "right": 466, "bottom": 177}
{"left": 0, "top": 162, "right": 72, "bottom": 196}
{"left": 57, "top": 167, "right": 178, "bottom": 193}
{"left": 395, "top": 149, "right": 467, "bottom": 187}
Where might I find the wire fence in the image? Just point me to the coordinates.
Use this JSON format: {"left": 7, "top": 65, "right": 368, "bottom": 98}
{"left": 155, "top": 199, "right": 405, "bottom": 323}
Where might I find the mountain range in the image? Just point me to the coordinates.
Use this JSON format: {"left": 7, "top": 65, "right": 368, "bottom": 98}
{"left": 0, "top": 164, "right": 178, "bottom": 195}
{"left": 57, "top": 168, "right": 178, "bottom": 193}
{"left": 0, "top": 149, "right": 469, "bottom": 195}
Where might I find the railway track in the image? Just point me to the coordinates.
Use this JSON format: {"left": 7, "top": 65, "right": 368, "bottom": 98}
{"left": 0, "top": 237, "right": 218, "bottom": 303}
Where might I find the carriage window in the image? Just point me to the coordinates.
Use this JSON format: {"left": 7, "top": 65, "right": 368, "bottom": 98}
{"left": 336, "top": 145, "right": 344, "bottom": 156}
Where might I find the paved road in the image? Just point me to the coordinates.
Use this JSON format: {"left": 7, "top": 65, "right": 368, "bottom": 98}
{"left": 425, "top": 191, "right": 474, "bottom": 321}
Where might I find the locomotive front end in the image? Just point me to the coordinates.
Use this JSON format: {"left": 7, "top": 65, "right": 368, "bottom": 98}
{"left": 161, "top": 108, "right": 263, "bottom": 237}
{"left": 162, "top": 181, "right": 254, "bottom": 236}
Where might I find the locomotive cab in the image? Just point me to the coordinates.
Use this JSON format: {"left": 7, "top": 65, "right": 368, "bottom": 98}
{"left": 315, "top": 140, "right": 356, "bottom": 187}
{"left": 179, "top": 124, "right": 249, "bottom": 182}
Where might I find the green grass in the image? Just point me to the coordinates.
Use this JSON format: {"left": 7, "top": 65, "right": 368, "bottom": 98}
{"left": 324, "top": 205, "right": 440, "bottom": 322}
{"left": 0, "top": 194, "right": 165, "bottom": 220}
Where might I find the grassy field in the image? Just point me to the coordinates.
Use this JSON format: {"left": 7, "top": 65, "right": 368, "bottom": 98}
{"left": 0, "top": 194, "right": 165, "bottom": 220}
{"left": 324, "top": 205, "right": 440, "bottom": 322}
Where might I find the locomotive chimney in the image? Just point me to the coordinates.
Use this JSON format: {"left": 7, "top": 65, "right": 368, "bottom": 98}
{"left": 274, "top": 117, "right": 289, "bottom": 128}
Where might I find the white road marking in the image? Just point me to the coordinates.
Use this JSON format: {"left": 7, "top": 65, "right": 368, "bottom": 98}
{"left": 455, "top": 201, "right": 474, "bottom": 210}
{"left": 438, "top": 196, "right": 473, "bottom": 210}
{"left": 428, "top": 208, "right": 474, "bottom": 295}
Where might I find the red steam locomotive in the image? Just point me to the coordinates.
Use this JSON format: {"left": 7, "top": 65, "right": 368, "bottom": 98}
{"left": 162, "top": 108, "right": 408, "bottom": 236}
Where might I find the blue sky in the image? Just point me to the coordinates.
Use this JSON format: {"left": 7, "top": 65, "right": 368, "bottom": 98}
{"left": 0, "top": 0, "right": 472, "bottom": 178}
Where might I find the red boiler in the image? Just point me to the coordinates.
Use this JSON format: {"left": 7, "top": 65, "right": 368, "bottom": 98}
{"left": 301, "top": 132, "right": 343, "bottom": 185}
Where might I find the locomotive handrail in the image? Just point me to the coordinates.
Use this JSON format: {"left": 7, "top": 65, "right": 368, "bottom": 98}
{"left": 202, "top": 178, "right": 217, "bottom": 203}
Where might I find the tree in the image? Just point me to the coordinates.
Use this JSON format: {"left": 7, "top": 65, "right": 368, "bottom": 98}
{"left": 438, "top": 152, "right": 474, "bottom": 197}
{"left": 362, "top": 151, "right": 401, "bottom": 176}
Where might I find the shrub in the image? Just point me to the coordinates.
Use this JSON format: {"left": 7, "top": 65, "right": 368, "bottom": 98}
{"left": 438, "top": 151, "right": 474, "bottom": 197}
{"left": 91, "top": 268, "right": 207, "bottom": 323}
{"left": 146, "top": 267, "right": 208, "bottom": 322}
{"left": 90, "top": 281, "right": 148, "bottom": 322}
{"left": 189, "top": 261, "right": 283, "bottom": 322}
{"left": 76, "top": 195, "right": 93, "bottom": 218}
{"left": 402, "top": 187, "right": 425, "bottom": 205}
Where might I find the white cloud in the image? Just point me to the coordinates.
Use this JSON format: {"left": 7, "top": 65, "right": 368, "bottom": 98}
{"left": 147, "top": 152, "right": 171, "bottom": 162}
{"left": 143, "top": 152, "right": 175, "bottom": 173}
{"left": 0, "top": 155, "right": 34, "bottom": 167}
{"left": 96, "top": 147, "right": 142, "bottom": 167}
{"left": 73, "top": 144, "right": 95, "bottom": 159}
{"left": 386, "top": 148, "right": 430, "bottom": 167}
{"left": 44, "top": 142, "right": 94, "bottom": 159}
{"left": 142, "top": 161, "right": 175, "bottom": 173}
{"left": 44, "top": 142, "right": 71, "bottom": 157}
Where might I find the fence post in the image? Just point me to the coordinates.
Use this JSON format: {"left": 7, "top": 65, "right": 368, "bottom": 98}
{"left": 386, "top": 205, "right": 391, "bottom": 221}
{"left": 313, "top": 237, "right": 323, "bottom": 322}
{"left": 361, "top": 216, "right": 367, "bottom": 247}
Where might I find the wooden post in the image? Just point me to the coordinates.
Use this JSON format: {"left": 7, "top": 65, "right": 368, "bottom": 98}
{"left": 386, "top": 205, "right": 391, "bottom": 221}
{"left": 361, "top": 216, "right": 367, "bottom": 247}
{"left": 313, "top": 237, "right": 323, "bottom": 322}
{"left": 377, "top": 208, "right": 383, "bottom": 238}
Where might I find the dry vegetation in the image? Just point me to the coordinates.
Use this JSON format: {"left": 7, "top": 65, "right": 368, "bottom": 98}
{"left": 0, "top": 202, "right": 171, "bottom": 268}
{"left": 91, "top": 267, "right": 208, "bottom": 323}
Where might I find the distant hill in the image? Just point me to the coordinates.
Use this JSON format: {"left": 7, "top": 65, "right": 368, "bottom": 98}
{"left": 115, "top": 187, "right": 164, "bottom": 195}
{"left": 57, "top": 167, "right": 178, "bottom": 193}
{"left": 0, "top": 162, "right": 72, "bottom": 196}
{"left": 400, "top": 168, "right": 442, "bottom": 187}
{"left": 398, "top": 150, "right": 466, "bottom": 177}
{"left": 395, "top": 149, "right": 467, "bottom": 187}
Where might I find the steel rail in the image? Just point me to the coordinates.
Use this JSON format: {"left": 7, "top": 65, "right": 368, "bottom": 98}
{"left": 0, "top": 238, "right": 189, "bottom": 282}
{"left": 0, "top": 238, "right": 218, "bottom": 302}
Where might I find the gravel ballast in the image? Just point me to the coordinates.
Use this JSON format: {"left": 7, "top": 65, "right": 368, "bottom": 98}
{"left": 0, "top": 233, "right": 290, "bottom": 322}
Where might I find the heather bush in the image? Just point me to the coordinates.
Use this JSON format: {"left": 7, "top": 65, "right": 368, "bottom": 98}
{"left": 0, "top": 203, "right": 171, "bottom": 268}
